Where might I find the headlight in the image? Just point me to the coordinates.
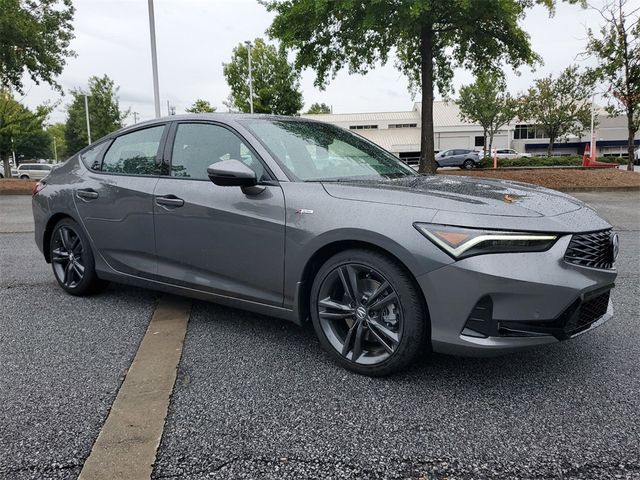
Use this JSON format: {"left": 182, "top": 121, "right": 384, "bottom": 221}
{"left": 414, "top": 223, "right": 558, "bottom": 259}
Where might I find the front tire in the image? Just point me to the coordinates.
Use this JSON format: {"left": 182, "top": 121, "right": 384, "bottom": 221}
{"left": 50, "top": 218, "right": 107, "bottom": 296}
{"left": 310, "top": 249, "right": 427, "bottom": 376}
{"left": 20, "top": 174, "right": 29, "bottom": 179}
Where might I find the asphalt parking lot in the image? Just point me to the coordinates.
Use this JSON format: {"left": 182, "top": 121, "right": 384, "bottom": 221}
{"left": 1, "top": 191, "right": 639, "bottom": 480}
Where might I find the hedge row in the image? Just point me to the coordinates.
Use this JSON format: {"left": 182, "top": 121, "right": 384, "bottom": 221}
{"left": 477, "top": 155, "right": 620, "bottom": 169}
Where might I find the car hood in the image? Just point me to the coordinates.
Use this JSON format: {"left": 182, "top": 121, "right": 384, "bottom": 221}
{"left": 322, "top": 175, "right": 584, "bottom": 218}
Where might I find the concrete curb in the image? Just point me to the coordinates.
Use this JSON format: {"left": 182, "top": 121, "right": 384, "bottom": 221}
{"left": 0, "top": 190, "right": 32, "bottom": 195}
{"left": 557, "top": 186, "right": 640, "bottom": 192}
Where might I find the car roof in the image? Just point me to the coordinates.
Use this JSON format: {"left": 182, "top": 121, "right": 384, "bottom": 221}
{"left": 111, "top": 113, "right": 324, "bottom": 138}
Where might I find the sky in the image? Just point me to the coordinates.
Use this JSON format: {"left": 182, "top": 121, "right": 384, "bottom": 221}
{"left": 19, "top": 0, "right": 621, "bottom": 125}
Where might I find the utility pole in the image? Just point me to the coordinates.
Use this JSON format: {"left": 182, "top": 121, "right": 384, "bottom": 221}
{"left": 53, "top": 137, "right": 58, "bottom": 163}
{"left": 148, "top": 0, "right": 161, "bottom": 118}
{"left": 590, "top": 94, "right": 596, "bottom": 161}
{"left": 133, "top": 112, "right": 139, "bottom": 124}
{"left": 245, "top": 41, "right": 254, "bottom": 114}
{"left": 166, "top": 100, "right": 175, "bottom": 116}
{"left": 84, "top": 94, "right": 92, "bottom": 145}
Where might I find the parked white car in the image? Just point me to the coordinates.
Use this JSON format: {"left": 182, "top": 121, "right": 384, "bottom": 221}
{"left": 14, "top": 163, "right": 53, "bottom": 179}
{"left": 494, "top": 149, "right": 531, "bottom": 159}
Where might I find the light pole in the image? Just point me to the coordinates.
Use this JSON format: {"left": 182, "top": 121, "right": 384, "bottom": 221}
{"left": 53, "top": 137, "right": 58, "bottom": 163}
{"left": 589, "top": 93, "right": 596, "bottom": 161}
{"left": 148, "top": 0, "right": 161, "bottom": 118}
{"left": 84, "top": 94, "right": 92, "bottom": 145}
{"left": 245, "top": 40, "right": 254, "bottom": 114}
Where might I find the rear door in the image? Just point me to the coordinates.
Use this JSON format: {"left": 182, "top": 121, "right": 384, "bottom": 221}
{"left": 439, "top": 150, "right": 454, "bottom": 166}
{"left": 153, "top": 121, "right": 285, "bottom": 306}
{"left": 74, "top": 124, "right": 168, "bottom": 278}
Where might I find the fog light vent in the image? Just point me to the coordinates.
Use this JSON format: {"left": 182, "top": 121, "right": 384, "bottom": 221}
{"left": 461, "top": 296, "right": 495, "bottom": 338}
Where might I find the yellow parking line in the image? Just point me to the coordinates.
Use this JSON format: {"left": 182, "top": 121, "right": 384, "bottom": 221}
{"left": 79, "top": 296, "right": 191, "bottom": 480}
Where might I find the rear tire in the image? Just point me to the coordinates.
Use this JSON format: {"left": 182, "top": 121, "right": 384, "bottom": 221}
{"left": 462, "top": 159, "right": 475, "bottom": 169}
{"left": 310, "top": 249, "right": 427, "bottom": 376}
{"left": 50, "top": 218, "right": 108, "bottom": 296}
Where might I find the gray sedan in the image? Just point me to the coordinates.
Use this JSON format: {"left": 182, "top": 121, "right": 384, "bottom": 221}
{"left": 435, "top": 149, "right": 480, "bottom": 169}
{"left": 32, "top": 115, "right": 618, "bottom": 376}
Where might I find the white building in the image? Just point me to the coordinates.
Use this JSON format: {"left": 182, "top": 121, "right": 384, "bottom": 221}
{"left": 303, "top": 101, "right": 639, "bottom": 162}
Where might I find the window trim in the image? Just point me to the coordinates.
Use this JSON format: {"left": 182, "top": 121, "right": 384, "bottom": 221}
{"left": 82, "top": 124, "right": 169, "bottom": 178}
{"left": 162, "top": 120, "right": 277, "bottom": 183}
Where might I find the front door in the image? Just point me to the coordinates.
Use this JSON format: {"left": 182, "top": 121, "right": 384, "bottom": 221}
{"left": 74, "top": 125, "right": 166, "bottom": 278}
{"left": 153, "top": 122, "right": 286, "bottom": 306}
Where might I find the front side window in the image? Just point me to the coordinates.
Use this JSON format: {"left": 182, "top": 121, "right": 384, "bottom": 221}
{"left": 170, "top": 123, "right": 265, "bottom": 181}
{"left": 102, "top": 126, "right": 164, "bottom": 175}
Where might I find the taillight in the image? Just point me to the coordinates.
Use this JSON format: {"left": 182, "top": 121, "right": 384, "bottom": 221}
{"left": 32, "top": 181, "right": 46, "bottom": 195}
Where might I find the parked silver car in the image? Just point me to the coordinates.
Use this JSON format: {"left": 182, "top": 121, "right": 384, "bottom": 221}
{"left": 32, "top": 115, "right": 618, "bottom": 375}
{"left": 15, "top": 163, "right": 53, "bottom": 179}
{"left": 435, "top": 149, "right": 480, "bottom": 169}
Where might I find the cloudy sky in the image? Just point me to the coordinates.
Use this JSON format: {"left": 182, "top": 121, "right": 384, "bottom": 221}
{"left": 21, "top": 0, "right": 613, "bottom": 125}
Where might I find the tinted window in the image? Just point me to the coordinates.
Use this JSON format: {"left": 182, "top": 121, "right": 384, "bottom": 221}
{"left": 102, "top": 126, "right": 164, "bottom": 175}
{"left": 81, "top": 141, "right": 111, "bottom": 170}
{"left": 170, "top": 123, "right": 265, "bottom": 181}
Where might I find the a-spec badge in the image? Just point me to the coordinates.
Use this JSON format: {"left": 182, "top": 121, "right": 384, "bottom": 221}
{"left": 295, "top": 209, "right": 314, "bottom": 215}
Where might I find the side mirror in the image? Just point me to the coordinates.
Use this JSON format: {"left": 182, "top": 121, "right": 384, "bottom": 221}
{"left": 207, "top": 159, "right": 264, "bottom": 195}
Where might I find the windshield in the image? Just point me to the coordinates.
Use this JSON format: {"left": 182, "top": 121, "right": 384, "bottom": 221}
{"left": 240, "top": 119, "right": 416, "bottom": 181}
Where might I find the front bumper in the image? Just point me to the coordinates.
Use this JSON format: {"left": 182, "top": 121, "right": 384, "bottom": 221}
{"left": 417, "top": 235, "right": 617, "bottom": 356}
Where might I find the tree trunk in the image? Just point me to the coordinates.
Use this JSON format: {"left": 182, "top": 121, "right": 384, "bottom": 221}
{"left": 2, "top": 156, "right": 10, "bottom": 178}
{"left": 483, "top": 128, "right": 488, "bottom": 157}
{"left": 627, "top": 109, "right": 636, "bottom": 172}
{"left": 418, "top": 23, "right": 436, "bottom": 175}
{"left": 488, "top": 133, "right": 494, "bottom": 158}
{"left": 546, "top": 137, "right": 554, "bottom": 157}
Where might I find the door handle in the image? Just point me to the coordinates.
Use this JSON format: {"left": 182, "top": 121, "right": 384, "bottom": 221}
{"left": 155, "top": 195, "right": 184, "bottom": 208}
{"left": 76, "top": 188, "right": 99, "bottom": 200}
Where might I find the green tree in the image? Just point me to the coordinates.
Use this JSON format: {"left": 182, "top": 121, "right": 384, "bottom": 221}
{"left": 65, "top": 75, "right": 128, "bottom": 154}
{"left": 47, "top": 122, "right": 67, "bottom": 161}
{"left": 186, "top": 99, "right": 217, "bottom": 113}
{"left": 0, "top": 90, "right": 50, "bottom": 176}
{"left": 306, "top": 102, "right": 331, "bottom": 114}
{"left": 223, "top": 38, "right": 303, "bottom": 115}
{"left": 0, "top": 0, "right": 75, "bottom": 93}
{"left": 263, "top": 0, "right": 582, "bottom": 174}
{"left": 456, "top": 73, "right": 516, "bottom": 156}
{"left": 585, "top": 0, "right": 639, "bottom": 171}
{"left": 519, "top": 65, "right": 593, "bottom": 157}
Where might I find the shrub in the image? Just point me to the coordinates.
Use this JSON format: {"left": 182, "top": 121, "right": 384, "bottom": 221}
{"left": 477, "top": 155, "right": 619, "bottom": 169}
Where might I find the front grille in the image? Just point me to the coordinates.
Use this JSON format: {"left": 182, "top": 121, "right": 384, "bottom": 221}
{"left": 564, "top": 290, "right": 611, "bottom": 335}
{"left": 565, "top": 230, "right": 614, "bottom": 269}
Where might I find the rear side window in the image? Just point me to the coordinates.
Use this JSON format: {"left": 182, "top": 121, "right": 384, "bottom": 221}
{"left": 80, "top": 141, "right": 111, "bottom": 170}
{"left": 102, "top": 126, "right": 164, "bottom": 175}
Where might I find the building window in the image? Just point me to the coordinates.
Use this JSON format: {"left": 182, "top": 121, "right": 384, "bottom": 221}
{"left": 349, "top": 125, "right": 378, "bottom": 130}
{"left": 388, "top": 123, "right": 417, "bottom": 129}
{"left": 514, "top": 124, "right": 547, "bottom": 140}
{"left": 474, "top": 136, "right": 484, "bottom": 147}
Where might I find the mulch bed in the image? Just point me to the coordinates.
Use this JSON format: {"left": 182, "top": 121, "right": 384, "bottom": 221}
{"left": 2, "top": 168, "right": 639, "bottom": 195}
{"left": 439, "top": 168, "right": 640, "bottom": 191}
{"left": 0, "top": 179, "right": 37, "bottom": 195}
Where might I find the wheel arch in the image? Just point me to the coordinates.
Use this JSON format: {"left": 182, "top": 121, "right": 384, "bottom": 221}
{"left": 42, "top": 212, "right": 77, "bottom": 263}
{"left": 295, "top": 239, "right": 431, "bottom": 340}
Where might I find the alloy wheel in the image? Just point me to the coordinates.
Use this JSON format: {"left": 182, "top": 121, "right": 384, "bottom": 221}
{"left": 317, "top": 263, "right": 403, "bottom": 365}
{"left": 52, "top": 226, "right": 86, "bottom": 289}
